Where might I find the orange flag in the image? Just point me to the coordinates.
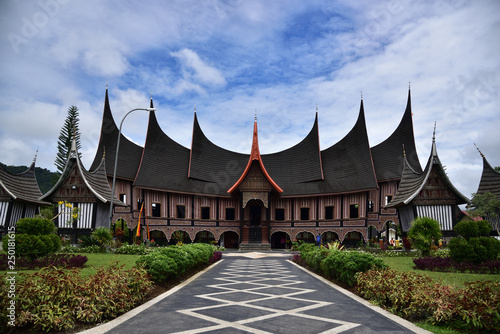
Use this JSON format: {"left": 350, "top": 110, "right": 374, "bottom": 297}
{"left": 136, "top": 202, "right": 144, "bottom": 237}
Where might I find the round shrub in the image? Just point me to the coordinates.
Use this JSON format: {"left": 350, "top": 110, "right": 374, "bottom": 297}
{"left": 454, "top": 220, "right": 491, "bottom": 239}
{"left": 188, "top": 243, "right": 214, "bottom": 262}
{"left": 4, "top": 233, "right": 61, "bottom": 259}
{"left": 182, "top": 244, "right": 205, "bottom": 266}
{"left": 302, "top": 247, "right": 329, "bottom": 272}
{"left": 15, "top": 217, "right": 56, "bottom": 235}
{"left": 408, "top": 217, "right": 442, "bottom": 257}
{"left": 136, "top": 252, "right": 178, "bottom": 282}
{"left": 157, "top": 246, "right": 194, "bottom": 274}
{"left": 320, "top": 251, "right": 387, "bottom": 286}
{"left": 449, "top": 236, "right": 500, "bottom": 264}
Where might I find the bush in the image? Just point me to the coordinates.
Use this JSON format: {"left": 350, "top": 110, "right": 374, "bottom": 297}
{"left": 157, "top": 246, "right": 194, "bottom": 274}
{"left": 136, "top": 252, "right": 178, "bottom": 281}
{"left": 209, "top": 251, "right": 222, "bottom": 263}
{"left": 92, "top": 227, "right": 113, "bottom": 247}
{"left": 413, "top": 256, "right": 500, "bottom": 274}
{"left": 449, "top": 236, "right": 500, "bottom": 264}
{"left": 0, "top": 265, "right": 152, "bottom": 332}
{"left": 356, "top": 269, "right": 500, "bottom": 332}
{"left": 320, "top": 251, "right": 387, "bottom": 286}
{"left": 2, "top": 218, "right": 61, "bottom": 259}
{"left": 408, "top": 217, "right": 442, "bottom": 257}
{"left": 188, "top": 243, "right": 214, "bottom": 263}
{"left": 183, "top": 244, "right": 209, "bottom": 266}
{"left": 454, "top": 220, "right": 491, "bottom": 239}
{"left": 15, "top": 217, "right": 56, "bottom": 235}
{"left": 301, "top": 247, "right": 329, "bottom": 272}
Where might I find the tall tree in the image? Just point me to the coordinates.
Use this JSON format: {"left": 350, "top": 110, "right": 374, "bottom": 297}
{"left": 55, "top": 105, "right": 81, "bottom": 173}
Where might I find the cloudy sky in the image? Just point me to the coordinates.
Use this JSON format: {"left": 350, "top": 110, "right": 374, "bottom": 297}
{"left": 0, "top": 0, "right": 499, "bottom": 200}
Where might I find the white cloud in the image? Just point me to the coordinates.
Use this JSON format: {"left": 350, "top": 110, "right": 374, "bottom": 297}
{"left": 170, "top": 48, "right": 226, "bottom": 87}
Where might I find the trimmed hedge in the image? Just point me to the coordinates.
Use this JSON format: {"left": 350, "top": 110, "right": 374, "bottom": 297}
{"left": 136, "top": 252, "right": 178, "bottom": 282}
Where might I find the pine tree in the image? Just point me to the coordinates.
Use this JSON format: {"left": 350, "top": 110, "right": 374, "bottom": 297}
{"left": 55, "top": 105, "right": 81, "bottom": 173}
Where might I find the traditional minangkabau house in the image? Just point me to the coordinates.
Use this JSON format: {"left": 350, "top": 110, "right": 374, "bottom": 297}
{"left": 85, "top": 86, "right": 457, "bottom": 249}
{"left": 40, "top": 138, "right": 125, "bottom": 240}
{"left": 385, "top": 126, "right": 470, "bottom": 240}
{"left": 472, "top": 148, "right": 500, "bottom": 235}
{"left": 0, "top": 158, "right": 50, "bottom": 234}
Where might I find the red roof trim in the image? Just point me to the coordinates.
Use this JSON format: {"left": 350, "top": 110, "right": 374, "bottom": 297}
{"left": 228, "top": 121, "right": 283, "bottom": 194}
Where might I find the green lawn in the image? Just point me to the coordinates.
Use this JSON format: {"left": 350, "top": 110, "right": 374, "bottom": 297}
{"left": 381, "top": 256, "right": 500, "bottom": 288}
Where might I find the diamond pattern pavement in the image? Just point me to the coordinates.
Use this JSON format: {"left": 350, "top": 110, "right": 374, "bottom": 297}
{"left": 101, "top": 253, "right": 426, "bottom": 334}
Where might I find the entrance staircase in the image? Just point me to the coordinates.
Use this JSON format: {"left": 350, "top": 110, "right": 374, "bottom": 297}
{"left": 239, "top": 225, "right": 271, "bottom": 251}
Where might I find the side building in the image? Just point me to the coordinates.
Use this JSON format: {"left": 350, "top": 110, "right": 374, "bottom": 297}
{"left": 0, "top": 159, "right": 50, "bottom": 234}
{"left": 84, "top": 86, "right": 467, "bottom": 249}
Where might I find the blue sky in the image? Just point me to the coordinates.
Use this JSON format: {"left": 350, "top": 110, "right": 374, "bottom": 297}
{"left": 0, "top": 0, "right": 499, "bottom": 200}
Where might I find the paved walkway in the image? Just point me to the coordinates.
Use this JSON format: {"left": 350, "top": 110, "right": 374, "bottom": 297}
{"left": 81, "top": 252, "right": 430, "bottom": 334}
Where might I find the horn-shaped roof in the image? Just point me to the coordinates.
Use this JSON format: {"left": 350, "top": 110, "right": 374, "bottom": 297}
{"left": 0, "top": 159, "right": 49, "bottom": 205}
{"left": 90, "top": 87, "right": 144, "bottom": 181}
{"left": 41, "top": 137, "right": 126, "bottom": 205}
{"left": 475, "top": 150, "right": 500, "bottom": 199}
{"left": 386, "top": 129, "right": 469, "bottom": 208}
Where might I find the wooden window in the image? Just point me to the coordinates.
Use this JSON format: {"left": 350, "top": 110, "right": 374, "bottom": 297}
{"left": 152, "top": 203, "right": 161, "bottom": 217}
{"left": 349, "top": 204, "right": 359, "bottom": 218}
{"left": 300, "top": 207, "right": 309, "bottom": 220}
{"left": 275, "top": 208, "right": 285, "bottom": 221}
{"left": 325, "top": 206, "right": 334, "bottom": 220}
{"left": 119, "top": 194, "right": 126, "bottom": 204}
{"left": 368, "top": 200, "right": 374, "bottom": 212}
{"left": 385, "top": 195, "right": 393, "bottom": 206}
{"left": 201, "top": 207, "right": 210, "bottom": 220}
{"left": 225, "top": 207, "right": 235, "bottom": 220}
{"left": 176, "top": 205, "right": 185, "bottom": 218}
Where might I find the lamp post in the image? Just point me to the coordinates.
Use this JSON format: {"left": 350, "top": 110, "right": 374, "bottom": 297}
{"left": 109, "top": 107, "right": 156, "bottom": 227}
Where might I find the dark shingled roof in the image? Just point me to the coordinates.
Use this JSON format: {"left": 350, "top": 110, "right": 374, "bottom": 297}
{"left": 90, "top": 88, "right": 144, "bottom": 181}
{"left": 42, "top": 140, "right": 126, "bottom": 205}
{"left": 262, "top": 113, "right": 324, "bottom": 188}
{"left": 0, "top": 161, "right": 49, "bottom": 205}
{"left": 189, "top": 112, "right": 248, "bottom": 184}
{"left": 386, "top": 135, "right": 469, "bottom": 208}
{"left": 371, "top": 90, "right": 422, "bottom": 181}
{"left": 134, "top": 111, "right": 226, "bottom": 194}
{"left": 475, "top": 154, "right": 500, "bottom": 199}
{"left": 319, "top": 99, "right": 379, "bottom": 194}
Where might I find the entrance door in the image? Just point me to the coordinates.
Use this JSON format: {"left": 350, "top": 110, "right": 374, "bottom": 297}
{"left": 250, "top": 205, "right": 261, "bottom": 226}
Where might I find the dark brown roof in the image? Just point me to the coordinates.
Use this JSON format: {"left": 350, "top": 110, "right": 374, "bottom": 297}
{"left": 90, "top": 88, "right": 144, "bottom": 181}
{"left": 476, "top": 155, "right": 500, "bottom": 199}
{"left": 42, "top": 140, "right": 126, "bottom": 205}
{"left": 386, "top": 135, "right": 469, "bottom": 208}
{"left": 371, "top": 90, "right": 422, "bottom": 181}
{"left": 0, "top": 161, "right": 49, "bottom": 205}
{"left": 319, "top": 99, "right": 378, "bottom": 194}
{"left": 134, "top": 110, "right": 217, "bottom": 194}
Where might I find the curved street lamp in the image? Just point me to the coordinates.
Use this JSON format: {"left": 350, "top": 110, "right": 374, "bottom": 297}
{"left": 109, "top": 107, "right": 156, "bottom": 226}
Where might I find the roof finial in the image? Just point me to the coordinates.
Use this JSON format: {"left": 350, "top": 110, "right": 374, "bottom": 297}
{"left": 474, "top": 143, "right": 485, "bottom": 158}
{"left": 103, "top": 146, "right": 106, "bottom": 159}
{"left": 106, "top": 81, "right": 108, "bottom": 90}
{"left": 361, "top": 91, "right": 363, "bottom": 100}
{"left": 33, "top": 147, "right": 39, "bottom": 164}
{"left": 194, "top": 104, "right": 196, "bottom": 113}
{"left": 402, "top": 144, "right": 406, "bottom": 159}
{"left": 409, "top": 81, "right": 411, "bottom": 90}
{"left": 254, "top": 108, "right": 257, "bottom": 122}
{"left": 150, "top": 90, "right": 153, "bottom": 100}
{"left": 432, "top": 122, "right": 437, "bottom": 142}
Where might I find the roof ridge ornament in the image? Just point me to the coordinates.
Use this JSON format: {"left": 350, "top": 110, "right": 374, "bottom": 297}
{"left": 402, "top": 144, "right": 406, "bottom": 159}
{"left": 432, "top": 121, "right": 436, "bottom": 142}
{"left": 194, "top": 104, "right": 197, "bottom": 113}
{"left": 33, "top": 147, "right": 39, "bottom": 164}
{"left": 254, "top": 108, "right": 257, "bottom": 122}
{"left": 474, "top": 143, "right": 485, "bottom": 158}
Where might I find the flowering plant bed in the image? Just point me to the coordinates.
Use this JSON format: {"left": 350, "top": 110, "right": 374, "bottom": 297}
{"left": 413, "top": 256, "right": 500, "bottom": 274}
{"left": 0, "top": 253, "right": 88, "bottom": 270}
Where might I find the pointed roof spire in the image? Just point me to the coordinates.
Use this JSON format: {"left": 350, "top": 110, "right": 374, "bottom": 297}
{"left": 228, "top": 116, "right": 283, "bottom": 194}
{"left": 149, "top": 93, "right": 154, "bottom": 109}
{"left": 474, "top": 143, "right": 485, "bottom": 158}
{"left": 361, "top": 91, "right": 363, "bottom": 100}
{"left": 432, "top": 122, "right": 437, "bottom": 142}
{"left": 33, "top": 147, "right": 39, "bottom": 164}
{"left": 254, "top": 108, "right": 257, "bottom": 122}
{"left": 194, "top": 104, "right": 197, "bottom": 113}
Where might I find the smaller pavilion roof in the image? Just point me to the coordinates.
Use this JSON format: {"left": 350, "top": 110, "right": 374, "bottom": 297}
{"left": 474, "top": 148, "right": 500, "bottom": 199}
{"left": 0, "top": 159, "right": 50, "bottom": 205}
{"left": 41, "top": 139, "right": 126, "bottom": 206}
{"left": 386, "top": 127, "right": 469, "bottom": 208}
